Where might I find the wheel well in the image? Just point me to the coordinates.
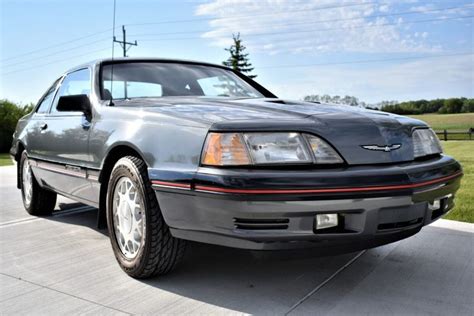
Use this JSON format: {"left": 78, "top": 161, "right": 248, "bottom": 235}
{"left": 16, "top": 142, "right": 25, "bottom": 161}
{"left": 16, "top": 143, "right": 26, "bottom": 189}
{"left": 99, "top": 145, "right": 145, "bottom": 185}
{"left": 96, "top": 145, "right": 146, "bottom": 229}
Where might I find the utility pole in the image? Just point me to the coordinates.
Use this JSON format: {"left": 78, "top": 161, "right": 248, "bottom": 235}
{"left": 113, "top": 25, "right": 137, "bottom": 57}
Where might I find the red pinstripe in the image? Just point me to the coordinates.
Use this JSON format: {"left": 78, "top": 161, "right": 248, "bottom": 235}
{"left": 151, "top": 171, "right": 462, "bottom": 195}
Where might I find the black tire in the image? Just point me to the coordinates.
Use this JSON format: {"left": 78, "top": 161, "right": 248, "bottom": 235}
{"left": 19, "top": 151, "right": 57, "bottom": 216}
{"left": 106, "top": 156, "right": 186, "bottom": 278}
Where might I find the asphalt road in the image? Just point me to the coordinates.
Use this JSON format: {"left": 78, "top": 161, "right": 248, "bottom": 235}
{"left": 1, "top": 165, "right": 473, "bottom": 315}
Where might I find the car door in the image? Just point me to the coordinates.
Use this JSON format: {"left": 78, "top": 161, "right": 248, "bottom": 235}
{"left": 27, "top": 77, "right": 62, "bottom": 161}
{"left": 31, "top": 68, "right": 97, "bottom": 205}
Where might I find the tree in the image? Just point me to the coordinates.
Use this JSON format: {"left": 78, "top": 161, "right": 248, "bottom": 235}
{"left": 223, "top": 33, "right": 257, "bottom": 79}
{"left": 439, "top": 98, "right": 464, "bottom": 114}
{"left": 461, "top": 99, "right": 474, "bottom": 113}
{"left": 0, "top": 99, "right": 34, "bottom": 152}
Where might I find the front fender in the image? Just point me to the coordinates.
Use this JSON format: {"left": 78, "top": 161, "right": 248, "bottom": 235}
{"left": 89, "top": 106, "right": 210, "bottom": 176}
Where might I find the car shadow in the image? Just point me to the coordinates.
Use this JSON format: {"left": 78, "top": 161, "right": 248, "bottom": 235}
{"left": 49, "top": 203, "right": 108, "bottom": 236}
{"left": 30, "top": 202, "right": 474, "bottom": 314}
{"left": 43, "top": 202, "right": 362, "bottom": 314}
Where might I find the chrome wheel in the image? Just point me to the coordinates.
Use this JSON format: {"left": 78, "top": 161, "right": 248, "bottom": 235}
{"left": 113, "top": 177, "right": 146, "bottom": 259}
{"left": 22, "top": 157, "right": 33, "bottom": 206}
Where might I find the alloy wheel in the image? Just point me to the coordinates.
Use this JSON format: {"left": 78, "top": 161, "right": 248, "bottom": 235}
{"left": 112, "top": 177, "right": 146, "bottom": 259}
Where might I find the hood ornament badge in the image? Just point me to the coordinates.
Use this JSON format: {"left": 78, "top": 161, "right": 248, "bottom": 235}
{"left": 361, "top": 144, "right": 401, "bottom": 152}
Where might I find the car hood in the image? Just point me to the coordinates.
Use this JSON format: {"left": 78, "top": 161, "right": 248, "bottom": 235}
{"left": 119, "top": 97, "right": 428, "bottom": 165}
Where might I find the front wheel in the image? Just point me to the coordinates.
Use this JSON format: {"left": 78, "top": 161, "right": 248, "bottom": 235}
{"left": 106, "top": 156, "right": 185, "bottom": 278}
{"left": 19, "top": 151, "right": 57, "bottom": 216}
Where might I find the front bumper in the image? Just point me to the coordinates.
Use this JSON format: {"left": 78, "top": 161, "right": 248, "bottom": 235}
{"left": 150, "top": 155, "right": 462, "bottom": 250}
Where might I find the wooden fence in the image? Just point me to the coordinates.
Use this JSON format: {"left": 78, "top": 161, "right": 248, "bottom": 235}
{"left": 435, "top": 129, "right": 473, "bottom": 141}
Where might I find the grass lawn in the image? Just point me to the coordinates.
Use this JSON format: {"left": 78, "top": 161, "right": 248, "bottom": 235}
{"left": 408, "top": 113, "right": 474, "bottom": 131}
{"left": 442, "top": 141, "right": 474, "bottom": 223}
{"left": 0, "top": 153, "right": 13, "bottom": 166}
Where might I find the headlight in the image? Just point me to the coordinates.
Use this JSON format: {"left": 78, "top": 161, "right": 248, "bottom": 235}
{"left": 201, "top": 132, "right": 343, "bottom": 166}
{"left": 412, "top": 128, "right": 442, "bottom": 158}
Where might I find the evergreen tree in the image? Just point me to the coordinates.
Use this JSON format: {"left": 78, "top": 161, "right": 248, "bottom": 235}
{"left": 223, "top": 33, "right": 257, "bottom": 79}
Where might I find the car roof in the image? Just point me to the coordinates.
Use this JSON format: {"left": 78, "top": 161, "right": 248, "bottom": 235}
{"left": 65, "top": 57, "right": 230, "bottom": 74}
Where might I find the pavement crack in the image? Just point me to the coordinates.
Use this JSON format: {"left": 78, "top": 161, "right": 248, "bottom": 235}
{"left": 0, "top": 272, "right": 133, "bottom": 315}
{"left": 284, "top": 250, "right": 366, "bottom": 315}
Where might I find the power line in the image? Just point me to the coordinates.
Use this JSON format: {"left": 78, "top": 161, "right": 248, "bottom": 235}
{"left": 1, "top": 37, "right": 110, "bottom": 68}
{"left": 126, "top": 1, "right": 378, "bottom": 27}
{"left": 3, "top": 50, "right": 471, "bottom": 77}
{"left": 136, "top": 15, "right": 473, "bottom": 42}
{"left": 255, "top": 51, "right": 474, "bottom": 69}
{"left": 2, "top": 5, "right": 471, "bottom": 74}
{"left": 129, "top": 5, "right": 473, "bottom": 38}
{"left": 1, "top": 2, "right": 373, "bottom": 64}
{"left": 4, "top": 3, "right": 470, "bottom": 66}
{"left": 0, "top": 28, "right": 115, "bottom": 63}
{"left": 2, "top": 47, "right": 111, "bottom": 76}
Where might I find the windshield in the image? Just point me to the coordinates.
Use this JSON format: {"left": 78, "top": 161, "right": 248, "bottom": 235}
{"left": 101, "top": 62, "right": 264, "bottom": 100}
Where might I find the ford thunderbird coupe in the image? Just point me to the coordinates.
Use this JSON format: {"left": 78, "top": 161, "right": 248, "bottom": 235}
{"left": 10, "top": 58, "right": 462, "bottom": 278}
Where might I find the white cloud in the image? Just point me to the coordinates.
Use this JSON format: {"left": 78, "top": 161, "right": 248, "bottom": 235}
{"left": 259, "top": 54, "right": 474, "bottom": 102}
{"left": 410, "top": 2, "right": 474, "bottom": 17}
{"left": 195, "top": 0, "right": 436, "bottom": 55}
{"left": 410, "top": 4, "right": 437, "bottom": 12}
{"left": 379, "top": 5, "right": 390, "bottom": 13}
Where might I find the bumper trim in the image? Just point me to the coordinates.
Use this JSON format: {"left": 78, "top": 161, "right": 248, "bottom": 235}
{"left": 151, "top": 180, "right": 191, "bottom": 190}
{"left": 152, "top": 171, "right": 462, "bottom": 195}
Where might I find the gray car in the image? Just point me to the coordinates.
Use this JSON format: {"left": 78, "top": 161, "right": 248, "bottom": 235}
{"left": 10, "top": 58, "right": 463, "bottom": 278}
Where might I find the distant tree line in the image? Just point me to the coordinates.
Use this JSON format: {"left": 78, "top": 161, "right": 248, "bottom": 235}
{"left": 380, "top": 98, "right": 474, "bottom": 115}
{"left": 0, "top": 99, "right": 34, "bottom": 152}
{"left": 303, "top": 94, "right": 474, "bottom": 114}
{"left": 303, "top": 94, "right": 366, "bottom": 107}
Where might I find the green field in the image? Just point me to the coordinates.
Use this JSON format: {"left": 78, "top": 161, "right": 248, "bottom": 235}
{"left": 442, "top": 141, "right": 474, "bottom": 223}
{"left": 0, "top": 153, "right": 13, "bottom": 166}
{"left": 408, "top": 113, "right": 474, "bottom": 131}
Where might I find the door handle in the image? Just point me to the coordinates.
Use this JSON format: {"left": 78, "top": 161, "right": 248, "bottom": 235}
{"left": 40, "top": 123, "right": 48, "bottom": 130}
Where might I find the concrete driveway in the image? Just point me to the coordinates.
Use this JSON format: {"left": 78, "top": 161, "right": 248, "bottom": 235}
{"left": 1, "top": 165, "right": 473, "bottom": 315}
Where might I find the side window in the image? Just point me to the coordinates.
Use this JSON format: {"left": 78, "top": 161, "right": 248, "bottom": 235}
{"left": 36, "top": 79, "right": 61, "bottom": 114}
{"left": 51, "top": 68, "right": 91, "bottom": 113}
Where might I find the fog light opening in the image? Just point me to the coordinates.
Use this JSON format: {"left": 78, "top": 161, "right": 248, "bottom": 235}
{"left": 316, "top": 213, "right": 339, "bottom": 230}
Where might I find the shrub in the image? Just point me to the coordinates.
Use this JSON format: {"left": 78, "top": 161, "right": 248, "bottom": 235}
{"left": 0, "top": 99, "right": 33, "bottom": 152}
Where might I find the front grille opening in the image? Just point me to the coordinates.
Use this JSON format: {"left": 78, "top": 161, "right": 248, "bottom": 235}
{"left": 378, "top": 217, "right": 423, "bottom": 231}
{"left": 233, "top": 217, "right": 289, "bottom": 230}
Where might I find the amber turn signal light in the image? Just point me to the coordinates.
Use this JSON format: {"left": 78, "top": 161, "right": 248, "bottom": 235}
{"left": 201, "top": 133, "right": 251, "bottom": 166}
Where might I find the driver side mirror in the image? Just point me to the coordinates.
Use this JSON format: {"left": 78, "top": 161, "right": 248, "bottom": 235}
{"left": 57, "top": 94, "right": 91, "bottom": 116}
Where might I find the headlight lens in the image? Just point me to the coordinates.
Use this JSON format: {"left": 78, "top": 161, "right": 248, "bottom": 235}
{"left": 201, "top": 132, "right": 343, "bottom": 166}
{"left": 243, "top": 132, "right": 312, "bottom": 164}
{"left": 412, "top": 128, "right": 442, "bottom": 158}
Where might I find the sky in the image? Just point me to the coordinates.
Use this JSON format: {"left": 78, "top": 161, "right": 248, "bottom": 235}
{"left": 0, "top": 0, "right": 473, "bottom": 105}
